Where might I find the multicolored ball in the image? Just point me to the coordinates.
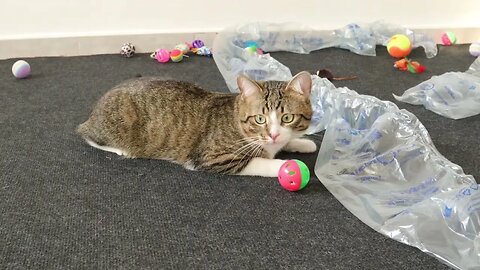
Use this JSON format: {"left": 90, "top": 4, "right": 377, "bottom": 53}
{"left": 387, "top": 34, "right": 412, "bottom": 58}
{"left": 175, "top": 43, "right": 190, "bottom": 54}
{"left": 441, "top": 31, "right": 457, "bottom": 46}
{"left": 192, "top": 39, "right": 205, "bottom": 48}
{"left": 170, "top": 49, "right": 184, "bottom": 62}
{"left": 277, "top": 159, "right": 310, "bottom": 192}
{"left": 12, "top": 60, "right": 31, "bottom": 79}
{"left": 154, "top": 49, "right": 170, "bottom": 63}
{"left": 469, "top": 42, "right": 480, "bottom": 57}
{"left": 120, "top": 43, "right": 135, "bottom": 58}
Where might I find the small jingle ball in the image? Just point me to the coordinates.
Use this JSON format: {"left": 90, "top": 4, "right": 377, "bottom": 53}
{"left": 120, "top": 43, "right": 135, "bottom": 58}
{"left": 441, "top": 31, "right": 457, "bottom": 46}
{"left": 469, "top": 42, "right": 480, "bottom": 57}
{"left": 155, "top": 49, "right": 170, "bottom": 63}
{"left": 175, "top": 43, "right": 190, "bottom": 54}
{"left": 277, "top": 159, "right": 310, "bottom": 192}
{"left": 12, "top": 60, "right": 31, "bottom": 79}
{"left": 170, "top": 49, "right": 184, "bottom": 62}
{"left": 192, "top": 39, "right": 205, "bottom": 48}
{"left": 387, "top": 34, "right": 412, "bottom": 58}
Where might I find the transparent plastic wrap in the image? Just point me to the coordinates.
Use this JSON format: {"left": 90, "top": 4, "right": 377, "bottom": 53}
{"left": 212, "top": 22, "right": 477, "bottom": 269}
{"left": 314, "top": 84, "right": 478, "bottom": 269}
{"left": 213, "top": 21, "right": 437, "bottom": 92}
{"left": 394, "top": 57, "right": 480, "bottom": 119}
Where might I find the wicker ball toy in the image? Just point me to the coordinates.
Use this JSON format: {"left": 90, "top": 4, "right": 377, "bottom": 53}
{"left": 120, "top": 43, "right": 135, "bottom": 58}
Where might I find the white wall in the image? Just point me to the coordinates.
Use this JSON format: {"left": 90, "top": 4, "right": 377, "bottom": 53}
{"left": 1, "top": 0, "right": 479, "bottom": 59}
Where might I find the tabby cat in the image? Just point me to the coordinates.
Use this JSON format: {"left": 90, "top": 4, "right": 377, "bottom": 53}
{"left": 77, "top": 71, "right": 316, "bottom": 177}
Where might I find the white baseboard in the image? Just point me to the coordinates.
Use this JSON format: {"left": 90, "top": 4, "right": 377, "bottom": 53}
{"left": 0, "top": 32, "right": 218, "bottom": 60}
{"left": 1, "top": 28, "right": 478, "bottom": 60}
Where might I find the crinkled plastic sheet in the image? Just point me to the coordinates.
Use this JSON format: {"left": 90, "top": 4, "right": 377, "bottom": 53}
{"left": 394, "top": 57, "right": 480, "bottom": 119}
{"left": 213, "top": 22, "right": 479, "bottom": 269}
{"left": 313, "top": 80, "right": 478, "bottom": 269}
{"left": 213, "top": 21, "right": 437, "bottom": 92}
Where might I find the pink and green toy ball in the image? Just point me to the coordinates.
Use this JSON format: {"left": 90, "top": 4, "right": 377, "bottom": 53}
{"left": 12, "top": 60, "right": 31, "bottom": 79}
{"left": 441, "top": 31, "right": 457, "bottom": 46}
{"left": 277, "top": 159, "right": 310, "bottom": 192}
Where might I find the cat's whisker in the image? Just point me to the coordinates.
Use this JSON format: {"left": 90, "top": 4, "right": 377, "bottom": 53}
{"left": 232, "top": 137, "right": 261, "bottom": 146}
{"left": 231, "top": 146, "right": 262, "bottom": 169}
{"left": 225, "top": 141, "right": 261, "bottom": 170}
{"left": 231, "top": 140, "right": 260, "bottom": 155}
{"left": 235, "top": 143, "right": 263, "bottom": 171}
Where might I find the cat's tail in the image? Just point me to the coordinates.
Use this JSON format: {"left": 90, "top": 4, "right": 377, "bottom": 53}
{"left": 76, "top": 120, "right": 106, "bottom": 146}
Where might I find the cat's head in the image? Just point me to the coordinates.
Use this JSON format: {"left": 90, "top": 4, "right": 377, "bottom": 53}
{"left": 236, "top": 71, "right": 313, "bottom": 150}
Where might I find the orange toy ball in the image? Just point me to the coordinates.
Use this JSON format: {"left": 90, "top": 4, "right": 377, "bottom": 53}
{"left": 387, "top": 34, "right": 412, "bottom": 58}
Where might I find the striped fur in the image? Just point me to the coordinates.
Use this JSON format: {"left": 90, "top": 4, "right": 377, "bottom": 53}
{"left": 77, "top": 73, "right": 313, "bottom": 175}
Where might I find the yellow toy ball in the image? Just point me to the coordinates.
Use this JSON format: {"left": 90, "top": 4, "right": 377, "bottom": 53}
{"left": 387, "top": 34, "right": 412, "bottom": 58}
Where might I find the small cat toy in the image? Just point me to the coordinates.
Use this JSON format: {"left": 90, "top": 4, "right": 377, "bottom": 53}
{"left": 387, "top": 34, "right": 426, "bottom": 74}
{"left": 393, "top": 58, "right": 426, "bottom": 74}
{"left": 277, "top": 160, "right": 310, "bottom": 192}
{"left": 120, "top": 43, "right": 135, "bottom": 58}
{"left": 150, "top": 39, "right": 212, "bottom": 63}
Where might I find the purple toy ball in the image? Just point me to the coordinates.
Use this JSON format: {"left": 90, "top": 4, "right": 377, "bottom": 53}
{"left": 192, "top": 39, "right": 205, "bottom": 48}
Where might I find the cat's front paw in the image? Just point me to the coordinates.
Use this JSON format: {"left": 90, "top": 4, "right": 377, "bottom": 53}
{"left": 238, "top": 158, "right": 285, "bottom": 177}
{"left": 283, "top": 138, "right": 317, "bottom": 153}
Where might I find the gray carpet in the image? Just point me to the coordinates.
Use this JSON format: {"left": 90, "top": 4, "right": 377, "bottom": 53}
{"left": 1, "top": 44, "right": 478, "bottom": 269}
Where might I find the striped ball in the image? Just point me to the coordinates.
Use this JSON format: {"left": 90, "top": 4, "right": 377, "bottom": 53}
{"left": 170, "top": 49, "right": 183, "bottom": 62}
{"left": 192, "top": 39, "right": 205, "bottom": 48}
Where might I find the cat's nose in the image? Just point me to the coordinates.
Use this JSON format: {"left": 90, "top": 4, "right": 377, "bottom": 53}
{"left": 270, "top": 133, "right": 280, "bottom": 142}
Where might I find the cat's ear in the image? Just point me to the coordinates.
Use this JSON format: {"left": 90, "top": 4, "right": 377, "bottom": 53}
{"left": 286, "top": 71, "right": 312, "bottom": 96}
{"left": 237, "top": 75, "right": 262, "bottom": 98}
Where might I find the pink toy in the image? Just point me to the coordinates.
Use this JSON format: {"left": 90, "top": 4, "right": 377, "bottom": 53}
{"left": 277, "top": 159, "right": 310, "bottom": 192}
{"left": 155, "top": 49, "right": 170, "bottom": 63}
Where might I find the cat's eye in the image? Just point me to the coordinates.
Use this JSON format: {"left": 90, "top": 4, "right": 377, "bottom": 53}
{"left": 281, "top": 114, "right": 295, "bottom": 123}
{"left": 254, "top": 114, "right": 266, "bottom": 124}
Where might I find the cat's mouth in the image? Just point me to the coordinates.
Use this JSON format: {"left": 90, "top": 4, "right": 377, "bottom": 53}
{"left": 264, "top": 137, "right": 288, "bottom": 146}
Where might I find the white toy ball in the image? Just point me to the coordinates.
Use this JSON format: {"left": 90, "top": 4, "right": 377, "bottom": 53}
{"left": 469, "top": 42, "right": 480, "bottom": 57}
{"left": 12, "top": 60, "right": 31, "bottom": 79}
